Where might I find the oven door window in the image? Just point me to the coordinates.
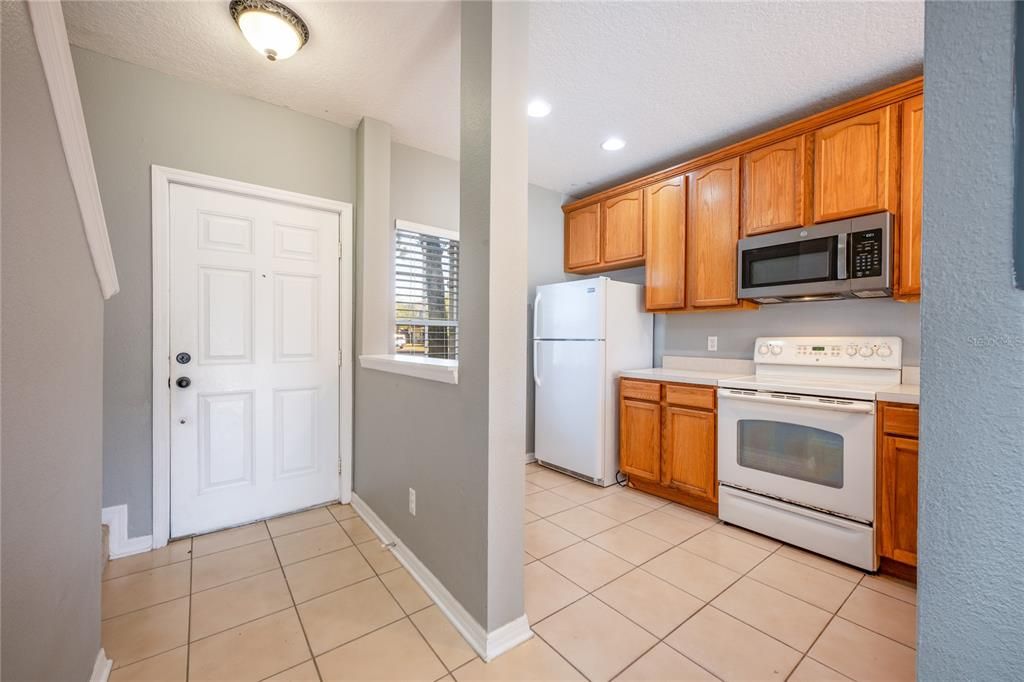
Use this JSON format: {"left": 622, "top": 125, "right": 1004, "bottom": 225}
{"left": 742, "top": 235, "right": 838, "bottom": 289}
{"left": 736, "top": 420, "right": 844, "bottom": 488}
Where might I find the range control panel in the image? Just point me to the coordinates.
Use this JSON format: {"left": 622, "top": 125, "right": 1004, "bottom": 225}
{"left": 753, "top": 336, "right": 903, "bottom": 369}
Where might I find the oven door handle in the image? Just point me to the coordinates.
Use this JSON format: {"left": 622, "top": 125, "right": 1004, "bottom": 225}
{"left": 717, "top": 389, "right": 875, "bottom": 414}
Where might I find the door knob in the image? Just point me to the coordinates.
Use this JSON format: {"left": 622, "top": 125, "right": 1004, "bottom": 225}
{"left": 176, "top": 377, "right": 191, "bottom": 389}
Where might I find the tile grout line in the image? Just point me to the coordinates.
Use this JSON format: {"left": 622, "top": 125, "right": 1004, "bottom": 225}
{"left": 788, "top": 571, "right": 867, "bottom": 681}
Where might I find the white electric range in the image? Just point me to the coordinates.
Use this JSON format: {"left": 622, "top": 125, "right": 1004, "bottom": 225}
{"left": 716, "top": 336, "right": 903, "bottom": 571}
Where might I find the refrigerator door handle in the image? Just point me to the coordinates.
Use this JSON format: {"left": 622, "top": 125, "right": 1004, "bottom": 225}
{"left": 533, "top": 291, "right": 542, "bottom": 340}
{"left": 533, "top": 340, "right": 542, "bottom": 386}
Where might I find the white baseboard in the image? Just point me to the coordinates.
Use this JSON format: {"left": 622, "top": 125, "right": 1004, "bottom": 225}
{"left": 525, "top": 452, "right": 536, "bottom": 463}
{"left": 101, "top": 505, "right": 153, "bottom": 558}
{"left": 351, "top": 493, "right": 532, "bottom": 661}
{"left": 90, "top": 648, "right": 112, "bottom": 682}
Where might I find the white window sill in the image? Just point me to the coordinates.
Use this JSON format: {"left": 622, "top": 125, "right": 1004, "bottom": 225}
{"left": 359, "top": 354, "right": 459, "bottom": 384}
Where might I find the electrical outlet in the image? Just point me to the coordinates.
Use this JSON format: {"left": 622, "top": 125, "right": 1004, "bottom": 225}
{"left": 707, "top": 336, "right": 718, "bottom": 352}
{"left": 409, "top": 488, "right": 416, "bottom": 516}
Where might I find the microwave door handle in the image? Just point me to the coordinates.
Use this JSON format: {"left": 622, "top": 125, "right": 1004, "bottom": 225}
{"left": 836, "top": 235, "right": 849, "bottom": 280}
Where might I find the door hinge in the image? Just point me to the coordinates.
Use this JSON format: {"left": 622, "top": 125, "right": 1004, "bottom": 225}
{"left": 338, "top": 349, "right": 343, "bottom": 367}
{"left": 338, "top": 459, "right": 343, "bottom": 474}
{"left": 338, "top": 242, "right": 343, "bottom": 259}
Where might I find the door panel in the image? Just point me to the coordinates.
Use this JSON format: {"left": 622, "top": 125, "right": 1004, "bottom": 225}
{"left": 879, "top": 435, "right": 918, "bottom": 566}
{"left": 565, "top": 204, "right": 601, "bottom": 270}
{"left": 687, "top": 158, "right": 741, "bottom": 307}
{"left": 663, "top": 406, "right": 716, "bottom": 501}
{"left": 644, "top": 177, "right": 686, "bottom": 310}
{"left": 534, "top": 279, "right": 605, "bottom": 340}
{"left": 534, "top": 340, "right": 605, "bottom": 480}
{"left": 897, "top": 95, "right": 923, "bottom": 298}
{"left": 602, "top": 190, "right": 644, "bottom": 264}
{"left": 170, "top": 184, "right": 340, "bottom": 537}
{"left": 619, "top": 398, "right": 661, "bottom": 483}
{"left": 742, "top": 135, "right": 810, "bottom": 235}
{"left": 813, "top": 106, "right": 897, "bottom": 222}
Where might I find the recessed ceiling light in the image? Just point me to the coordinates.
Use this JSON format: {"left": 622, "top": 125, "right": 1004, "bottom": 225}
{"left": 527, "top": 99, "right": 552, "bottom": 118}
{"left": 230, "top": 0, "right": 309, "bottom": 62}
{"left": 601, "top": 137, "right": 626, "bottom": 151}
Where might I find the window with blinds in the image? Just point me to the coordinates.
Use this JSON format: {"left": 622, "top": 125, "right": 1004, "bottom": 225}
{"left": 394, "top": 223, "right": 459, "bottom": 360}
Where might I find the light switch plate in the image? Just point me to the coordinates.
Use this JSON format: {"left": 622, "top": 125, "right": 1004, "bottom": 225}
{"left": 707, "top": 336, "right": 718, "bottom": 352}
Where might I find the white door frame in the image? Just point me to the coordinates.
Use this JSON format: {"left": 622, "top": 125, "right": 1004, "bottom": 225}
{"left": 151, "top": 165, "right": 354, "bottom": 549}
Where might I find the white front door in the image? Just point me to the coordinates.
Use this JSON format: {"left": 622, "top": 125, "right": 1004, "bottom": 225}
{"left": 169, "top": 183, "right": 340, "bottom": 537}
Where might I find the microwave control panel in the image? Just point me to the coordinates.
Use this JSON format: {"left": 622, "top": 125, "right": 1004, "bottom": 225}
{"left": 851, "top": 229, "right": 883, "bottom": 279}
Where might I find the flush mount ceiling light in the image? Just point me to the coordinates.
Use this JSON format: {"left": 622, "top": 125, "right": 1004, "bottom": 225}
{"left": 601, "top": 137, "right": 626, "bottom": 151}
{"left": 527, "top": 99, "right": 552, "bottom": 118}
{"left": 229, "top": 0, "right": 309, "bottom": 61}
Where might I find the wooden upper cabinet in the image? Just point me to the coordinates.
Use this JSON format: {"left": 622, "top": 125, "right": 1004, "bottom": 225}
{"left": 741, "top": 135, "right": 811, "bottom": 236}
{"left": 897, "top": 95, "right": 924, "bottom": 298}
{"left": 686, "top": 158, "right": 740, "bottom": 308}
{"left": 565, "top": 203, "right": 601, "bottom": 270}
{"left": 662, "top": 405, "right": 716, "bottom": 501}
{"left": 879, "top": 434, "right": 919, "bottom": 567}
{"left": 813, "top": 106, "right": 898, "bottom": 223}
{"left": 602, "top": 190, "right": 644, "bottom": 265}
{"left": 619, "top": 398, "right": 662, "bottom": 483}
{"left": 644, "top": 177, "right": 686, "bottom": 310}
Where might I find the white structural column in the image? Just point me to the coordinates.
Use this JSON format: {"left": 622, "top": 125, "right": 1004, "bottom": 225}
{"left": 461, "top": 0, "right": 531, "bottom": 647}
{"left": 356, "top": 117, "right": 392, "bottom": 356}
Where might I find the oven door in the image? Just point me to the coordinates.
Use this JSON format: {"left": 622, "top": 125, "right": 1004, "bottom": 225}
{"left": 717, "top": 389, "right": 875, "bottom": 522}
{"left": 737, "top": 221, "right": 850, "bottom": 299}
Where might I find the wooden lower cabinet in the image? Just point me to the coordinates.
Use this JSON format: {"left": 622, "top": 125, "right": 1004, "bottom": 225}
{"left": 618, "top": 378, "right": 717, "bottom": 514}
{"left": 877, "top": 401, "right": 919, "bottom": 578}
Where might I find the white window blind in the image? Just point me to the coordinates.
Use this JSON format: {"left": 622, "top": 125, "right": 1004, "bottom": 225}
{"left": 394, "top": 222, "right": 459, "bottom": 360}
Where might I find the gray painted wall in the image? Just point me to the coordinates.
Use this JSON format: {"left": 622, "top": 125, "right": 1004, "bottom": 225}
{"left": 1, "top": 3, "right": 105, "bottom": 678}
{"left": 72, "top": 47, "right": 357, "bottom": 536}
{"left": 918, "top": 2, "right": 1024, "bottom": 676}
{"left": 392, "top": 142, "right": 460, "bottom": 230}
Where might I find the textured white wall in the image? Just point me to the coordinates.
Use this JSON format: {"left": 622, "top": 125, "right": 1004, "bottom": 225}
{"left": 919, "top": 1, "right": 1024, "bottom": 676}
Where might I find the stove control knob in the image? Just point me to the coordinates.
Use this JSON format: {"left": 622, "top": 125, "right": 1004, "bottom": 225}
{"left": 758, "top": 343, "right": 770, "bottom": 355}
{"left": 877, "top": 343, "right": 893, "bottom": 358}
{"left": 770, "top": 344, "right": 783, "bottom": 356}
{"left": 846, "top": 344, "right": 858, "bottom": 357}
{"left": 859, "top": 344, "right": 875, "bottom": 358}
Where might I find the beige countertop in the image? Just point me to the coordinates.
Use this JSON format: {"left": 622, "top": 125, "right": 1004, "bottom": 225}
{"left": 876, "top": 383, "right": 920, "bottom": 405}
{"left": 618, "top": 367, "right": 750, "bottom": 386}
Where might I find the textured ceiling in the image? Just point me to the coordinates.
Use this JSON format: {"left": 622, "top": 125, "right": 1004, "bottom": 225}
{"left": 62, "top": 1, "right": 923, "bottom": 197}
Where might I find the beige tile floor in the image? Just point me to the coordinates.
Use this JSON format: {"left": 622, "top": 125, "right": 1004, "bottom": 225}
{"left": 102, "top": 464, "right": 917, "bottom": 681}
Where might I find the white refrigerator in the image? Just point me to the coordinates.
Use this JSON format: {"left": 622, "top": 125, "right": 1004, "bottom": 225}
{"left": 533, "top": 277, "right": 653, "bottom": 486}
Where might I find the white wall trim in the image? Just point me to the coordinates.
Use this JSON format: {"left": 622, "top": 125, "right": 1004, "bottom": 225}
{"left": 525, "top": 452, "right": 536, "bottom": 463}
{"left": 151, "top": 165, "right": 354, "bottom": 547}
{"left": 351, "top": 493, "right": 532, "bottom": 661}
{"left": 27, "top": 0, "right": 120, "bottom": 300}
{"left": 359, "top": 354, "right": 459, "bottom": 384}
{"left": 90, "top": 649, "right": 112, "bottom": 682}
{"left": 101, "top": 505, "right": 153, "bottom": 558}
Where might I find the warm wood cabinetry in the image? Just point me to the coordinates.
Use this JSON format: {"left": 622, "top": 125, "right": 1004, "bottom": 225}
{"left": 877, "top": 401, "right": 919, "bottom": 577}
{"left": 618, "top": 378, "right": 717, "bottom": 514}
{"left": 741, "top": 135, "right": 811, "bottom": 236}
{"left": 643, "top": 177, "right": 686, "bottom": 310}
{"left": 687, "top": 158, "right": 741, "bottom": 308}
{"left": 813, "top": 106, "right": 898, "bottom": 223}
{"left": 563, "top": 77, "right": 924, "bottom": 312}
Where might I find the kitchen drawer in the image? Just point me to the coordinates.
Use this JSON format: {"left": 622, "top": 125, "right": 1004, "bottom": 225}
{"left": 665, "top": 383, "right": 715, "bottom": 410}
{"left": 620, "top": 379, "right": 661, "bottom": 402}
{"left": 882, "top": 404, "right": 919, "bottom": 438}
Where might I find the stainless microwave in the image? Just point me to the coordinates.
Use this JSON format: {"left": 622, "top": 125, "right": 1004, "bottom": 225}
{"left": 737, "top": 212, "right": 892, "bottom": 303}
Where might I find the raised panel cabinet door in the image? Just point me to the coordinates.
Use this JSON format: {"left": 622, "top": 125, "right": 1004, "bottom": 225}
{"left": 742, "top": 135, "right": 811, "bottom": 235}
{"left": 644, "top": 177, "right": 686, "bottom": 310}
{"left": 602, "top": 189, "right": 644, "bottom": 265}
{"left": 662, "top": 405, "right": 716, "bottom": 501}
{"left": 619, "top": 397, "right": 661, "bottom": 483}
{"left": 565, "top": 203, "right": 602, "bottom": 270}
{"left": 879, "top": 435, "right": 919, "bottom": 566}
{"left": 897, "top": 95, "right": 924, "bottom": 298}
{"left": 813, "top": 106, "right": 898, "bottom": 223}
{"left": 686, "top": 158, "right": 740, "bottom": 308}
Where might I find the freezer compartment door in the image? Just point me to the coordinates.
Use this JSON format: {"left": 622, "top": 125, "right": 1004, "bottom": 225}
{"left": 534, "top": 340, "right": 605, "bottom": 481}
{"left": 534, "top": 279, "right": 606, "bottom": 340}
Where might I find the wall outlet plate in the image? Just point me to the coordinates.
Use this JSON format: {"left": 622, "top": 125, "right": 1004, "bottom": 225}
{"left": 707, "top": 336, "right": 718, "bottom": 352}
{"left": 409, "top": 488, "right": 416, "bottom": 516}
